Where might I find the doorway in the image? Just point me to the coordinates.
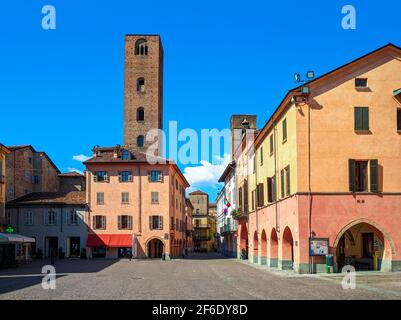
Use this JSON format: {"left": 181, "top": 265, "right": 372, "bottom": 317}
{"left": 69, "top": 237, "right": 80, "bottom": 257}
{"left": 147, "top": 239, "right": 164, "bottom": 258}
{"left": 45, "top": 237, "right": 58, "bottom": 257}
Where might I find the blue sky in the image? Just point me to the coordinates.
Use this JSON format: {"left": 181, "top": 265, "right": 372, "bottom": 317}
{"left": 1, "top": 0, "right": 401, "bottom": 200}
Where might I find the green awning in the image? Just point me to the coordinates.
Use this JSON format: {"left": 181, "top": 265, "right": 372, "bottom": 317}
{"left": 393, "top": 88, "right": 401, "bottom": 96}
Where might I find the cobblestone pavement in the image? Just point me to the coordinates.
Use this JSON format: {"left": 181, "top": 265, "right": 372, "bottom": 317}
{"left": 0, "top": 253, "right": 401, "bottom": 300}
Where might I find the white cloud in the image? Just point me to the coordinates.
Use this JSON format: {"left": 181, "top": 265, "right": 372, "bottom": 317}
{"left": 183, "top": 154, "right": 230, "bottom": 189}
{"left": 66, "top": 168, "right": 84, "bottom": 175}
{"left": 72, "top": 154, "right": 91, "bottom": 162}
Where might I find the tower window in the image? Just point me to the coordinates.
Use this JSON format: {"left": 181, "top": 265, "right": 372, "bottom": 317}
{"left": 135, "top": 39, "right": 148, "bottom": 56}
{"left": 137, "top": 78, "right": 145, "bottom": 92}
{"left": 137, "top": 107, "right": 145, "bottom": 121}
{"left": 137, "top": 135, "right": 144, "bottom": 148}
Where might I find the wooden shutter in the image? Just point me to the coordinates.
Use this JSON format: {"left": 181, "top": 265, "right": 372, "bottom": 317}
{"left": 273, "top": 175, "right": 276, "bottom": 202}
{"left": 128, "top": 216, "right": 132, "bottom": 230}
{"left": 159, "top": 216, "right": 163, "bottom": 230}
{"left": 258, "top": 183, "right": 264, "bottom": 207}
{"left": 354, "top": 108, "right": 361, "bottom": 130}
{"left": 362, "top": 107, "right": 369, "bottom": 131}
{"left": 349, "top": 159, "right": 356, "bottom": 192}
{"left": 118, "top": 216, "right": 122, "bottom": 230}
{"left": 149, "top": 216, "right": 153, "bottom": 230}
{"left": 370, "top": 159, "right": 378, "bottom": 193}
{"left": 158, "top": 171, "right": 163, "bottom": 182}
{"left": 280, "top": 169, "right": 285, "bottom": 198}
{"left": 93, "top": 172, "right": 98, "bottom": 182}
{"left": 147, "top": 171, "right": 151, "bottom": 182}
{"left": 92, "top": 216, "right": 96, "bottom": 229}
{"left": 102, "top": 216, "right": 106, "bottom": 230}
{"left": 286, "top": 166, "right": 291, "bottom": 196}
{"left": 267, "top": 178, "right": 273, "bottom": 203}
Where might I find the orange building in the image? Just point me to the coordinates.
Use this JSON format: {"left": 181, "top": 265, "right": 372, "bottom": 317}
{"left": 84, "top": 34, "right": 190, "bottom": 259}
{"left": 235, "top": 44, "right": 401, "bottom": 273}
{"left": 84, "top": 147, "right": 189, "bottom": 259}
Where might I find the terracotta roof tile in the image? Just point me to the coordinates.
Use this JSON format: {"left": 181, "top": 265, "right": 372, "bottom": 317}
{"left": 7, "top": 191, "right": 86, "bottom": 206}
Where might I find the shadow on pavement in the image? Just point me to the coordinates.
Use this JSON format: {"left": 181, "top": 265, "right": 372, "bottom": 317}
{"left": 0, "top": 259, "right": 119, "bottom": 295}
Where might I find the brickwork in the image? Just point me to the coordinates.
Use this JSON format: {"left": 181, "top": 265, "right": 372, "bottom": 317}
{"left": 123, "top": 35, "right": 163, "bottom": 155}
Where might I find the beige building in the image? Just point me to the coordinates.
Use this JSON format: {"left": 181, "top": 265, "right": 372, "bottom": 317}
{"left": 189, "top": 191, "right": 217, "bottom": 252}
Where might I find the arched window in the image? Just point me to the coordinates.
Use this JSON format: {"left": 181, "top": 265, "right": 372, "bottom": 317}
{"left": 121, "top": 150, "right": 131, "bottom": 160}
{"left": 137, "top": 78, "right": 145, "bottom": 92}
{"left": 137, "top": 107, "right": 144, "bottom": 121}
{"left": 135, "top": 39, "right": 148, "bottom": 56}
{"left": 137, "top": 135, "right": 144, "bottom": 148}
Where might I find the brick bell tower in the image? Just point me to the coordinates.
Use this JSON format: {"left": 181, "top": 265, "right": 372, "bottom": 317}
{"left": 124, "top": 34, "right": 163, "bottom": 156}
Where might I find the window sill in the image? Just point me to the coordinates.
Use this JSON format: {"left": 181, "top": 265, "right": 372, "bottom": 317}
{"left": 355, "top": 87, "right": 372, "bottom": 92}
{"left": 354, "top": 130, "right": 372, "bottom": 135}
{"left": 397, "top": 130, "right": 401, "bottom": 134}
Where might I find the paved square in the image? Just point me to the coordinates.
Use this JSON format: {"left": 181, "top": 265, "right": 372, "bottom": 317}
{"left": 1, "top": 254, "right": 401, "bottom": 300}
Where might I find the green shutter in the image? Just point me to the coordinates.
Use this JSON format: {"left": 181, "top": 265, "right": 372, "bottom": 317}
{"left": 349, "top": 159, "right": 356, "bottom": 192}
{"left": 355, "top": 108, "right": 362, "bottom": 130}
{"left": 286, "top": 166, "right": 291, "bottom": 196}
{"left": 362, "top": 107, "right": 369, "bottom": 130}
{"left": 280, "top": 169, "right": 285, "bottom": 198}
{"left": 272, "top": 175, "right": 276, "bottom": 202}
{"left": 355, "top": 107, "right": 369, "bottom": 131}
{"left": 370, "top": 159, "right": 378, "bottom": 193}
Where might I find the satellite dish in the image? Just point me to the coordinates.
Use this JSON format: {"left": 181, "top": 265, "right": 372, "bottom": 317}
{"left": 294, "top": 73, "right": 301, "bottom": 83}
{"left": 306, "top": 71, "right": 315, "bottom": 80}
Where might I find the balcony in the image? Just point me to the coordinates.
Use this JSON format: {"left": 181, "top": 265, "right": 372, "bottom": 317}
{"left": 231, "top": 208, "right": 247, "bottom": 220}
{"left": 193, "top": 235, "right": 210, "bottom": 241}
{"left": 194, "top": 223, "right": 211, "bottom": 229}
{"left": 220, "top": 223, "right": 237, "bottom": 235}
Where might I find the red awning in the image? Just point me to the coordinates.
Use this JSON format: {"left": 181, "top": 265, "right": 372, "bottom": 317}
{"left": 86, "top": 234, "right": 132, "bottom": 248}
{"left": 108, "top": 235, "right": 132, "bottom": 247}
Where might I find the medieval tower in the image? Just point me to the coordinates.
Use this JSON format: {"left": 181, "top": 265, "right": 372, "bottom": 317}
{"left": 123, "top": 34, "right": 163, "bottom": 156}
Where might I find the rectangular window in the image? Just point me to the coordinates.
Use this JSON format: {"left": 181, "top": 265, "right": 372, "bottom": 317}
{"left": 282, "top": 118, "right": 287, "bottom": 142}
{"left": 260, "top": 147, "right": 263, "bottom": 166}
{"left": 121, "top": 192, "right": 129, "bottom": 204}
{"left": 269, "top": 134, "right": 274, "bottom": 155}
{"left": 32, "top": 175, "right": 39, "bottom": 184}
{"left": 68, "top": 210, "right": 78, "bottom": 225}
{"left": 267, "top": 176, "right": 276, "bottom": 203}
{"left": 94, "top": 171, "right": 108, "bottom": 182}
{"left": 397, "top": 109, "right": 401, "bottom": 131}
{"left": 257, "top": 183, "right": 264, "bottom": 207}
{"left": 285, "top": 166, "right": 291, "bottom": 196}
{"left": 149, "top": 215, "right": 163, "bottom": 230}
{"left": 119, "top": 171, "right": 133, "bottom": 182}
{"left": 149, "top": 170, "right": 163, "bottom": 182}
{"left": 355, "top": 78, "right": 368, "bottom": 88}
{"left": 118, "top": 215, "right": 132, "bottom": 230}
{"left": 25, "top": 212, "right": 33, "bottom": 225}
{"left": 46, "top": 211, "right": 56, "bottom": 225}
{"left": 151, "top": 192, "right": 159, "bottom": 204}
{"left": 349, "top": 160, "right": 368, "bottom": 192}
{"left": 251, "top": 190, "right": 256, "bottom": 211}
{"left": 280, "top": 169, "right": 285, "bottom": 198}
{"left": 93, "top": 215, "right": 106, "bottom": 230}
{"left": 349, "top": 159, "right": 378, "bottom": 192}
{"left": 96, "top": 192, "right": 104, "bottom": 205}
{"left": 354, "top": 107, "right": 369, "bottom": 131}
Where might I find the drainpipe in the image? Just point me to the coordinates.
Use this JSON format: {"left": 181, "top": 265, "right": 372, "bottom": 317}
{"left": 307, "top": 100, "right": 313, "bottom": 274}
{"left": 272, "top": 120, "right": 279, "bottom": 233}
